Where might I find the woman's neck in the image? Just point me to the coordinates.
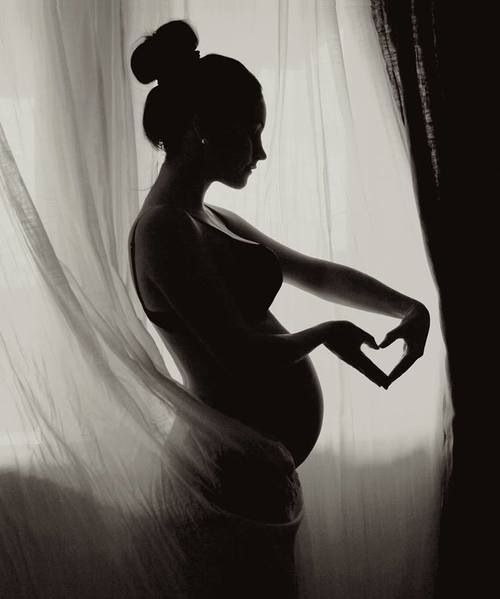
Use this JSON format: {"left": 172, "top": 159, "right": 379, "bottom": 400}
{"left": 149, "top": 155, "right": 213, "bottom": 214}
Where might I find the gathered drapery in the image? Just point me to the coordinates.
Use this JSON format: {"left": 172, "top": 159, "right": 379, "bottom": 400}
{"left": 369, "top": 3, "right": 475, "bottom": 595}
{"left": 1, "top": 1, "right": 449, "bottom": 597}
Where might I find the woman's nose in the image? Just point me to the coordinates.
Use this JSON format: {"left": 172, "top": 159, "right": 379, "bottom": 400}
{"left": 255, "top": 144, "right": 267, "bottom": 162}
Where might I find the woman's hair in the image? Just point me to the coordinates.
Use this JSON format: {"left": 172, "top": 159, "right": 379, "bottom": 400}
{"left": 130, "top": 20, "right": 262, "bottom": 155}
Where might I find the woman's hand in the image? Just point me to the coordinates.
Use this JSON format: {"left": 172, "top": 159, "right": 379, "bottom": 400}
{"left": 379, "top": 301, "right": 430, "bottom": 386}
{"left": 324, "top": 321, "right": 389, "bottom": 388}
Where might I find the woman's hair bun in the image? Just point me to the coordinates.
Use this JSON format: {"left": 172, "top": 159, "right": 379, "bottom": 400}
{"left": 131, "top": 20, "right": 199, "bottom": 85}
{"left": 131, "top": 19, "right": 262, "bottom": 154}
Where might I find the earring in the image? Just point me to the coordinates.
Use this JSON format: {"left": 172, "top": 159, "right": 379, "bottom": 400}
{"left": 201, "top": 138, "right": 206, "bottom": 145}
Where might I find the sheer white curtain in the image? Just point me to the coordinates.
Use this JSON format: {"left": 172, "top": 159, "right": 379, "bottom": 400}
{"left": 0, "top": 1, "right": 451, "bottom": 598}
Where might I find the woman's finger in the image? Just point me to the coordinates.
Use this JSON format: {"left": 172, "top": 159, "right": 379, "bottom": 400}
{"left": 387, "top": 352, "right": 417, "bottom": 385}
{"left": 361, "top": 332, "right": 379, "bottom": 349}
{"left": 379, "top": 327, "right": 402, "bottom": 348}
{"left": 346, "top": 350, "right": 389, "bottom": 388}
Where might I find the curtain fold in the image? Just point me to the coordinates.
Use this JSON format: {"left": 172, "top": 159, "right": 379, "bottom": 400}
{"left": 1, "top": 1, "right": 449, "bottom": 597}
{"left": 369, "top": 3, "right": 478, "bottom": 596}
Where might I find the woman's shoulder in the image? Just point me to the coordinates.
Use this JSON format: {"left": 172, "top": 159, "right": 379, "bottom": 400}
{"left": 133, "top": 206, "right": 208, "bottom": 282}
{"left": 136, "top": 204, "right": 200, "bottom": 248}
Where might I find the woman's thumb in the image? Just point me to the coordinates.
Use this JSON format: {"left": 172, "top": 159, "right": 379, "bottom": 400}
{"left": 379, "top": 329, "right": 399, "bottom": 348}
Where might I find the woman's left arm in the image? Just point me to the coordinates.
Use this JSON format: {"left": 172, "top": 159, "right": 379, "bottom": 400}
{"left": 288, "top": 257, "right": 419, "bottom": 319}
{"left": 210, "top": 205, "right": 431, "bottom": 384}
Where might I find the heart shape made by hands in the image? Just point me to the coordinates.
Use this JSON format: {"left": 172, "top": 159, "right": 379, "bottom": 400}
{"left": 361, "top": 339, "right": 406, "bottom": 376}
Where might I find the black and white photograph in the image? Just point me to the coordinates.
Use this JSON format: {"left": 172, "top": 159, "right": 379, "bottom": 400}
{"left": 0, "top": 2, "right": 478, "bottom": 598}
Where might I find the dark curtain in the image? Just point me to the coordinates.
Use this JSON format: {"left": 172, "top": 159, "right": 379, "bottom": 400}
{"left": 370, "top": 1, "right": 488, "bottom": 597}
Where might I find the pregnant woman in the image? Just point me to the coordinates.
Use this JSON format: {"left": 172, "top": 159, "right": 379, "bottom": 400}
{"left": 129, "top": 20, "right": 430, "bottom": 598}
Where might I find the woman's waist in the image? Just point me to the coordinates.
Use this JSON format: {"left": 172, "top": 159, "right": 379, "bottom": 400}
{"left": 187, "top": 354, "right": 322, "bottom": 412}
{"left": 159, "top": 311, "right": 314, "bottom": 386}
{"left": 174, "top": 312, "right": 320, "bottom": 389}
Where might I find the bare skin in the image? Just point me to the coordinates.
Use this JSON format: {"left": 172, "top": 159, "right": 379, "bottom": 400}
{"left": 129, "top": 95, "right": 430, "bottom": 467}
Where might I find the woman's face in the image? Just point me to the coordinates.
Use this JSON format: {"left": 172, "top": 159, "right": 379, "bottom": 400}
{"left": 204, "top": 94, "right": 267, "bottom": 189}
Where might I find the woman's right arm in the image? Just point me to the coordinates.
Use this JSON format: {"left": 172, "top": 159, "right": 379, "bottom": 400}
{"left": 138, "top": 207, "right": 387, "bottom": 386}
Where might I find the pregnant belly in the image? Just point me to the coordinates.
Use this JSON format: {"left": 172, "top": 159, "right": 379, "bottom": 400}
{"left": 254, "top": 354, "right": 324, "bottom": 467}
{"left": 158, "top": 311, "right": 324, "bottom": 467}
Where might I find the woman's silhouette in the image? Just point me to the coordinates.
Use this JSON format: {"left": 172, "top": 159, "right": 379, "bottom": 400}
{"left": 128, "top": 19, "right": 430, "bottom": 598}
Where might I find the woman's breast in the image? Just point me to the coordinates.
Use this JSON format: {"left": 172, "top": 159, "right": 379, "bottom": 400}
{"left": 207, "top": 233, "right": 284, "bottom": 322}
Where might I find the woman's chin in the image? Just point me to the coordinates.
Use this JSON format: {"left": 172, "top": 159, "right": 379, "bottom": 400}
{"left": 220, "top": 171, "right": 251, "bottom": 189}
